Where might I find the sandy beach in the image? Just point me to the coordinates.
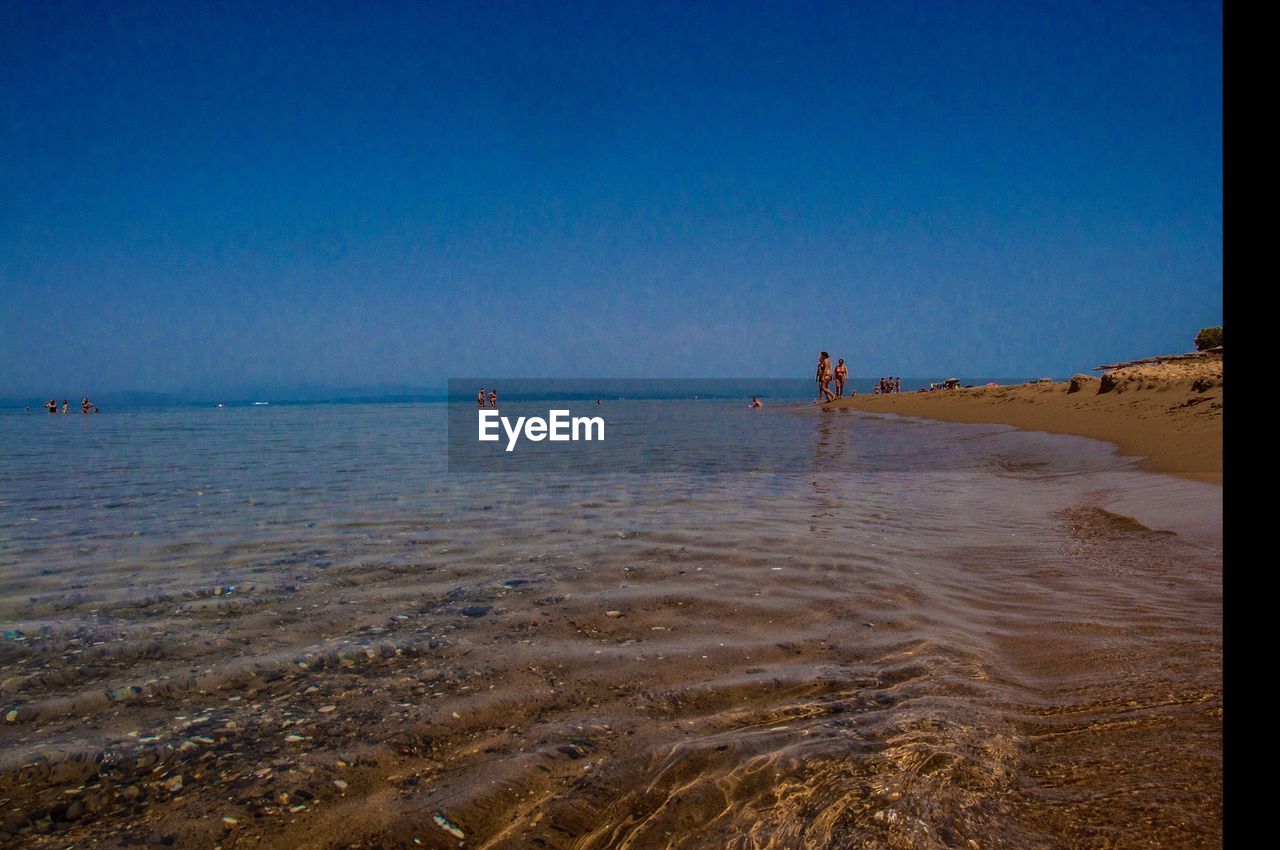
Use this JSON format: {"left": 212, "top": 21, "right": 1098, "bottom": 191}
{"left": 2, "top": 1, "right": 1224, "bottom": 845}
{"left": 827, "top": 357, "right": 1223, "bottom": 484}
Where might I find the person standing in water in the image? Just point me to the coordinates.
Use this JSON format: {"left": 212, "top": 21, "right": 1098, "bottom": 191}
{"left": 477, "top": 388, "right": 486, "bottom": 408}
{"left": 488, "top": 389, "right": 497, "bottom": 408}
{"left": 817, "top": 353, "right": 835, "bottom": 403}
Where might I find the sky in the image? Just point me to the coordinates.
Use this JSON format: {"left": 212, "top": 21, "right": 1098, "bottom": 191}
{"left": 1, "top": 0, "right": 1222, "bottom": 395}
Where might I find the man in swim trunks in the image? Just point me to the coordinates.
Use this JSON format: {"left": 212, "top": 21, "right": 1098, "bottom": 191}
{"left": 488, "top": 389, "right": 497, "bottom": 408}
{"left": 834, "top": 359, "right": 848, "bottom": 397}
{"left": 477, "top": 388, "right": 486, "bottom": 408}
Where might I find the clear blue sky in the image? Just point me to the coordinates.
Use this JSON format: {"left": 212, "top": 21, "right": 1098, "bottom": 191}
{"left": 1, "top": 0, "right": 1221, "bottom": 394}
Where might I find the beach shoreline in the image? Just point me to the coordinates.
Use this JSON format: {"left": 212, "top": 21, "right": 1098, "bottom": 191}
{"left": 0, "top": 388, "right": 1224, "bottom": 848}
{"left": 825, "top": 358, "right": 1223, "bottom": 485}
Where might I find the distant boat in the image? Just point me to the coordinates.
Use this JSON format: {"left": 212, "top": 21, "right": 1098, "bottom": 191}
{"left": 252, "top": 401, "right": 269, "bottom": 406}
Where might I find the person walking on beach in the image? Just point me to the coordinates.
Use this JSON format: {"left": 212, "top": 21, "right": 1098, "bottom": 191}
{"left": 834, "top": 359, "right": 848, "bottom": 397}
{"left": 488, "top": 389, "right": 497, "bottom": 408}
{"left": 477, "top": 388, "right": 486, "bottom": 408}
{"left": 894, "top": 376, "right": 901, "bottom": 394}
{"left": 817, "top": 352, "right": 835, "bottom": 402}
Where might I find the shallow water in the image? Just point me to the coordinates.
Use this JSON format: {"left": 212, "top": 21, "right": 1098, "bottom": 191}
{"left": 0, "top": 403, "right": 1222, "bottom": 848}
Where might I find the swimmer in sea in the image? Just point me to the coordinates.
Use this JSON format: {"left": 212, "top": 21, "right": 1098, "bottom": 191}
{"left": 751, "top": 396, "right": 762, "bottom": 408}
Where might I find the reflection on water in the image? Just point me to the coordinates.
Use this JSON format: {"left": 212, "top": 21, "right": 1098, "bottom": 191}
{"left": 0, "top": 404, "right": 1221, "bottom": 848}
{"left": 808, "top": 413, "right": 847, "bottom": 537}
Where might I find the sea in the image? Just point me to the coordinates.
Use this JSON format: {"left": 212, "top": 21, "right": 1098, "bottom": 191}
{"left": 0, "top": 390, "right": 1222, "bottom": 848}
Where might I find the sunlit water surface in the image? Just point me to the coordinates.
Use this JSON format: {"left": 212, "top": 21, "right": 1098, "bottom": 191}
{"left": 0, "top": 403, "right": 1221, "bottom": 848}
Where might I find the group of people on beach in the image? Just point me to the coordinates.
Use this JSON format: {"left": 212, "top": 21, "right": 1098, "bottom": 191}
{"left": 874, "top": 377, "right": 901, "bottom": 395}
{"left": 816, "top": 352, "right": 850, "bottom": 402}
{"left": 43, "top": 398, "right": 99, "bottom": 414}
{"left": 476, "top": 388, "right": 498, "bottom": 408}
{"left": 816, "top": 354, "right": 903, "bottom": 402}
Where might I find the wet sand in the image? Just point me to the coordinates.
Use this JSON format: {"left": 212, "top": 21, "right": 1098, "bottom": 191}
{"left": 827, "top": 358, "right": 1223, "bottom": 484}
{"left": 0, "top": 405, "right": 1222, "bottom": 849}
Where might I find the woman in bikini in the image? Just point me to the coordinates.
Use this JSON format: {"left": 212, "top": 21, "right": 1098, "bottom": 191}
{"left": 818, "top": 353, "right": 836, "bottom": 402}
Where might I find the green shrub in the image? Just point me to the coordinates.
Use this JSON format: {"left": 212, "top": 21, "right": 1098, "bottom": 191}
{"left": 1194, "top": 326, "right": 1223, "bottom": 350}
